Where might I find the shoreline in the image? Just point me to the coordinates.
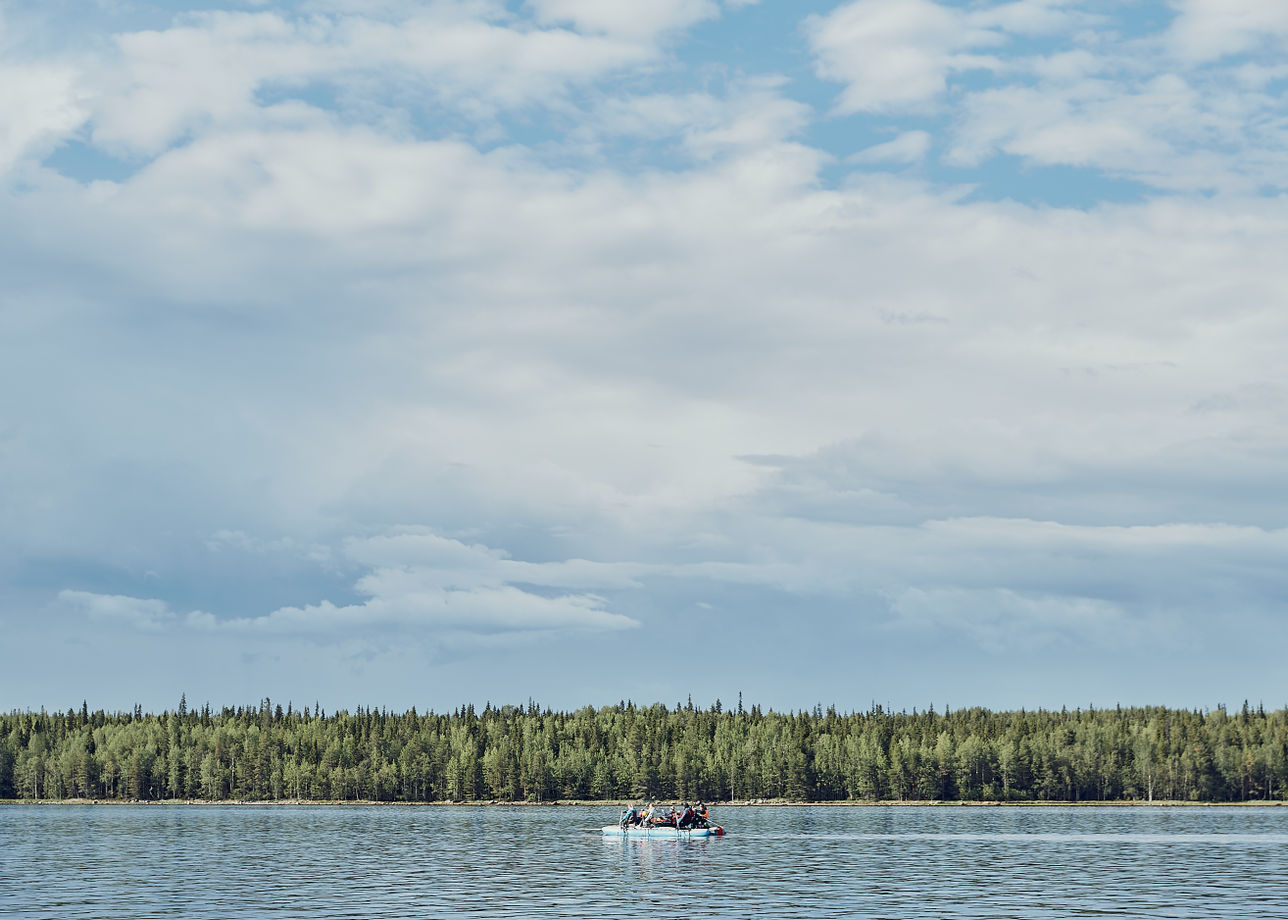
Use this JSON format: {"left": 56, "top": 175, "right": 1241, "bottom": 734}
{"left": 3, "top": 798, "right": 1284, "bottom": 807}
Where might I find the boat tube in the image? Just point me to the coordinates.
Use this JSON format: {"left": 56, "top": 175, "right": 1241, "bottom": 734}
{"left": 601, "top": 825, "right": 724, "bottom": 837}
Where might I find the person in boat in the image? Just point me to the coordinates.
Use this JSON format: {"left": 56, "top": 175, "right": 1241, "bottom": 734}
{"left": 694, "top": 802, "right": 710, "bottom": 828}
{"left": 677, "top": 803, "right": 695, "bottom": 829}
{"left": 621, "top": 805, "right": 643, "bottom": 828}
{"left": 649, "top": 805, "right": 677, "bottom": 827}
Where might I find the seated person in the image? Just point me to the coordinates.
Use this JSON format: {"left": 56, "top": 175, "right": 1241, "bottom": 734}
{"left": 651, "top": 806, "right": 678, "bottom": 827}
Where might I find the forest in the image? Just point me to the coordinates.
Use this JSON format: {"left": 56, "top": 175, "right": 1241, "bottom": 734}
{"left": 1, "top": 698, "right": 1285, "bottom": 803}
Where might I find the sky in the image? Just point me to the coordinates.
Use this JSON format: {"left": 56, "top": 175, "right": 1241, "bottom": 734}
{"left": 2, "top": 0, "right": 1288, "bottom": 716}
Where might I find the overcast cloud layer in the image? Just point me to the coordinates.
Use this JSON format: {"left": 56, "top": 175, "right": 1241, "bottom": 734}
{"left": 2, "top": 0, "right": 1287, "bottom": 713}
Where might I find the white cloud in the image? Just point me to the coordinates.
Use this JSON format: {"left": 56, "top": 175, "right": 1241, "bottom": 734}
{"left": 802, "top": 0, "right": 1288, "bottom": 194}
{"left": 74, "top": 6, "right": 665, "bottom": 158}
{"left": 682, "top": 83, "right": 813, "bottom": 159}
{"left": 51, "top": 507, "right": 1288, "bottom": 659}
{"left": 58, "top": 589, "right": 207, "bottom": 632}
{"left": 1168, "top": 0, "right": 1288, "bottom": 63}
{"left": 0, "top": 63, "right": 88, "bottom": 173}
{"left": 804, "top": 0, "right": 1097, "bottom": 116}
{"left": 941, "top": 57, "right": 1288, "bottom": 192}
{"left": 7, "top": 0, "right": 1288, "bottom": 705}
{"left": 335, "top": 11, "right": 654, "bottom": 109}
{"left": 344, "top": 529, "right": 654, "bottom": 591}
{"left": 946, "top": 80, "right": 1175, "bottom": 170}
{"left": 971, "top": 0, "right": 1090, "bottom": 37}
{"left": 805, "top": 0, "right": 1002, "bottom": 113}
{"left": 12, "top": 149, "right": 1288, "bottom": 573}
{"left": 848, "top": 130, "right": 931, "bottom": 164}
{"left": 525, "top": 0, "right": 719, "bottom": 38}
{"left": 645, "top": 511, "right": 1288, "bottom": 653}
{"left": 58, "top": 531, "right": 642, "bottom": 641}
{"left": 558, "top": 77, "right": 813, "bottom": 168}
{"left": 222, "top": 587, "right": 637, "bottom": 636}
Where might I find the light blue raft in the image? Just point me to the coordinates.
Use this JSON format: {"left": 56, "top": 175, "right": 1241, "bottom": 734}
{"left": 601, "top": 824, "right": 724, "bottom": 838}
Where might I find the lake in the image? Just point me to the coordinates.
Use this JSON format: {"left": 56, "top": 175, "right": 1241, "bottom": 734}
{"left": 3, "top": 804, "right": 1286, "bottom": 918}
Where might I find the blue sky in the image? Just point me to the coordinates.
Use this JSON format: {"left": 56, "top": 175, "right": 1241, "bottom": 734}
{"left": 3, "top": 0, "right": 1288, "bottom": 714}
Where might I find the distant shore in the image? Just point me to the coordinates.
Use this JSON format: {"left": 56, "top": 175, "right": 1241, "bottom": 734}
{"left": 4, "top": 798, "right": 1284, "bottom": 807}
{"left": 9, "top": 704, "right": 1283, "bottom": 807}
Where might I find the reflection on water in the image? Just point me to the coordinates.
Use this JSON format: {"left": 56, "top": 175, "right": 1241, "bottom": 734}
{"left": 3, "top": 805, "right": 1286, "bottom": 918}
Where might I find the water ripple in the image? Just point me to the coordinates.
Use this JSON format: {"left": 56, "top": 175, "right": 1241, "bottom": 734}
{"left": 2, "top": 805, "right": 1285, "bottom": 918}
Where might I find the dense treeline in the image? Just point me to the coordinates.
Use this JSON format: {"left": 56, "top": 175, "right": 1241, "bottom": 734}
{"left": 2, "top": 697, "right": 1286, "bottom": 803}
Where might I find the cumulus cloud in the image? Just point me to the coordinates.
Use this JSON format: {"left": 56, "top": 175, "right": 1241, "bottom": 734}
{"left": 673, "top": 509, "right": 1266, "bottom": 646}
{"left": 58, "top": 590, "right": 206, "bottom": 632}
{"left": 346, "top": 529, "right": 653, "bottom": 590}
{"left": 224, "top": 588, "right": 635, "bottom": 636}
{"left": 524, "top": 0, "right": 720, "bottom": 38}
{"left": 254, "top": 529, "right": 647, "bottom": 636}
{"left": 0, "top": 63, "right": 88, "bottom": 173}
{"left": 18, "top": 162, "right": 1288, "bottom": 662}
{"left": 1167, "top": 0, "right": 1288, "bottom": 63}
{"left": 946, "top": 79, "right": 1177, "bottom": 169}
{"left": 526, "top": 77, "right": 812, "bottom": 166}
{"left": 970, "top": 0, "right": 1090, "bottom": 37}
{"left": 58, "top": 532, "right": 642, "bottom": 642}
{"left": 6, "top": 0, "right": 1288, "bottom": 708}
{"left": 802, "top": 0, "right": 1288, "bottom": 193}
{"left": 802, "top": 0, "right": 1093, "bottom": 116}
{"left": 86, "top": 8, "right": 659, "bottom": 157}
{"left": 943, "top": 62, "right": 1288, "bottom": 193}
{"left": 805, "top": 0, "right": 1002, "bottom": 113}
{"left": 0, "top": 1, "right": 705, "bottom": 172}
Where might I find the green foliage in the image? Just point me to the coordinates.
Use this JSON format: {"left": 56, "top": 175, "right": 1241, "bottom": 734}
{"left": 1, "top": 700, "right": 1285, "bottom": 803}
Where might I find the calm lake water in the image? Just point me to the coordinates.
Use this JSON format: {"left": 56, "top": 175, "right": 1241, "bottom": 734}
{"left": 3, "top": 804, "right": 1287, "bottom": 918}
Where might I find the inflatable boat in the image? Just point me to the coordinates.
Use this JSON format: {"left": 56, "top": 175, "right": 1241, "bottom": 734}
{"left": 601, "top": 824, "right": 725, "bottom": 837}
